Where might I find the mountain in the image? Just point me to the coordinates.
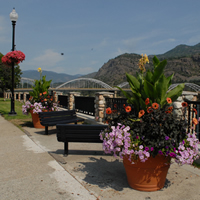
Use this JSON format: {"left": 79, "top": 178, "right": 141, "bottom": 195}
{"left": 157, "top": 43, "right": 200, "bottom": 59}
{"left": 21, "top": 70, "right": 83, "bottom": 83}
{"left": 94, "top": 43, "right": 200, "bottom": 86}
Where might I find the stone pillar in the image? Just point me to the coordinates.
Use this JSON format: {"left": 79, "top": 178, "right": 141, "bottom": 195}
{"left": 3, "top": 91, "right": 6, "bottom": 101}
{"left": 95, "top": 92, "right": 114, "bottom": 123}
{"left": 18, "top": 92, "right": 21, "bottom": 101}
{"left": 23, "top": 92, "right": 28, "bottom": 102}
{"left": 68, "top": 92, "right": 80, "bottom": 110}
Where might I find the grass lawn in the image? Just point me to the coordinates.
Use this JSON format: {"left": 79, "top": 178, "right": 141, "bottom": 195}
{"left": 0, "top": 98, "right": 33, "bottom": 129}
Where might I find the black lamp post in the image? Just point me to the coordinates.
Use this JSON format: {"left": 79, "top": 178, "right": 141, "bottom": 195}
{"left": 9, "top": 8, "right": 18, "bottom": 115}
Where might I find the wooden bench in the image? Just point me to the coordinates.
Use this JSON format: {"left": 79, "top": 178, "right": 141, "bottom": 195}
{"left": 39, "top": 110, "right": 85, "bottom": 135}
{"left": 56, "top": 124, "right": 108, "bottom": 155}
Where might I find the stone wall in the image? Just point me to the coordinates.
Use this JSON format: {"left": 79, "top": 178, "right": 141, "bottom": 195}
{"left": 94, "top": 92, "right": 114, "bottom": 123}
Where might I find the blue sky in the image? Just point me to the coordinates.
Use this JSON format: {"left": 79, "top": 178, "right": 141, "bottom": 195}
{"left": 1, "top": 0, "right": 200, "bottom": 75}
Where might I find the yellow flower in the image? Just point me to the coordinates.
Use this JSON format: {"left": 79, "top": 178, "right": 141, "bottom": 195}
{"left": 138, "top": 54, "right": 149, "bottom": 72}
{"left": 37, "top": 67, "right": 42, "bottom": 72}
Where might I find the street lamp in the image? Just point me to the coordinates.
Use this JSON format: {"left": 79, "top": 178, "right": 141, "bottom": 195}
{"left": 9, "top": 8, "right": 18, "bottom": 115}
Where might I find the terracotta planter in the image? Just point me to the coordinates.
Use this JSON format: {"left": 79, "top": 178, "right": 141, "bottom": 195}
{"left": 123, "top": 155, "right": 171, "bottom": 191}
{"left": 29, "top": 110, "right": 45, "bottom": 129}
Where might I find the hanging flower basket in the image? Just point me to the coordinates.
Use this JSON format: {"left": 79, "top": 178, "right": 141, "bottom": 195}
{"left": 1, "top": 50, "right": 25, "bottom": 66}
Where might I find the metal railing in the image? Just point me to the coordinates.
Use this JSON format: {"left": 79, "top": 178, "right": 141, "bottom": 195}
{"left": 58, "top": 95, "right": 68, "bottom": 108}
{"left": 75, "top": 96, "right": 95, "bottom": 116}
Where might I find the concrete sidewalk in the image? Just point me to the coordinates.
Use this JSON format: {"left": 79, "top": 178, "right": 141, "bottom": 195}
{"left": 1, "top": 115, "right": 200, "bottom": 200}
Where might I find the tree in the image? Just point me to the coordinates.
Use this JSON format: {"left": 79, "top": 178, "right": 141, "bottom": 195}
{"left": 0, "top": 52, "right": 22, "bottom": 93}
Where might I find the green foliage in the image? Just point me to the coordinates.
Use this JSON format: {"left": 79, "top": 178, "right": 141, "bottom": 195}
{"left": 29, "top": 73, "right": 52, "bottom": 102}
{"left": 117, "top": 56, "right": 185, "bottom": 112}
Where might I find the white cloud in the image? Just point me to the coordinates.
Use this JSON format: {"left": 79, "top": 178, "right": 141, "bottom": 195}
{"left": 32, "top": 49, "right": 64, "bottom": 68}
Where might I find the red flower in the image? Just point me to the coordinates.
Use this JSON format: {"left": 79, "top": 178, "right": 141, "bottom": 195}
{"left": 138, "top": 110, "right": 145, "bottom": 118}
{"left": 1, "top": 50, "right": 25, "bottom": 66}
{"left": 145, "top": 98, "right": 150, "bottom": 105}
{"left": 147, "top": 106, "right": 153, "bottom": 113}
{"left": 152, "top": 103, "right": 159, "bottom": 110}
{"left": 193, "top": 108, "right": 198, "bottom": 115}
{"left": 166, "top": 98, "right": 172, "bottom": 104}
{"left": 106, "top": 107, "right": 112, "bottom": 115}
{"left": 168, "top": 106, "right": 173, "bottom": 111}
{"left": 114, "top": 104, "right": 117, "bottom": 108}
{"left": 125, "top": 106, "right": 131, "bottom": 113}
{"left": 182, "top": 102, "right": 188, "bottom": 107}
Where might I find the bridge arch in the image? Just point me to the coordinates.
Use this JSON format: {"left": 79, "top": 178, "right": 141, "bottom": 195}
{"left": 55, "top": 78, "right": 113, "bottom": 89}
{"left": 18, "top": 77, "right": 35, "bottom": 88}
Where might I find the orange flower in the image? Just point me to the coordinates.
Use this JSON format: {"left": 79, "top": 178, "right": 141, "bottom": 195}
{"left": 43, "top": 91, "right": 47, "bottom": 95}
{"left": 166, "top": 98, "right": 172, "bottom": 104}
{"left": 40, "top": 93, "right": 42, "bottom": 96}
{"left": 105, "top": 120, "right": 110, "bottom": 124}
{"left": 123, "top": 104, "right": 126, "bottom": 108}
{"left": 138, "top": 110, "right": 145, "bottom": 118}
{"left": 152, "top": 103, "right": 159, "bottom": 110}
{"left": 125, "top": 106, "right": 131, "bottom": 113}
{"left": 192, "top": 118, "right": 198, "bottom": 125}
{"left": 165, "top": 110, "right": 171, "bottom": 114}
{"left": 44, "top": 99, "right": 47, "bottom": 101}
{"left": 106, "top": 107, "right": 112, "bottom": 115}
{"left": 182, "top": 102, "right": 188, "bottom": 107}
{"left": 193, "top": 108, "right": 198, "bottom": 115}
{"left": 147, "top": 106, "right": 153, "bottom": 113}
{"left": 145, "top": 98, "right": 150, "bottom": 105}
{"left": 168, "top": 106, "right": 173, "bottom": 111}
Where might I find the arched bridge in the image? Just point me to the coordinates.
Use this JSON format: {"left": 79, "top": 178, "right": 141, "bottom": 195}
{"left": 18, "top": 77, "right": 200, "bottom": 92}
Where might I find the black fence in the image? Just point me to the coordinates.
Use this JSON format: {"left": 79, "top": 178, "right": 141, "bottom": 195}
{"left": 75, "top": 96, "right": 95, "bottom": 116}
{"left": 185, "top": 100, "right": 200, "bottom": 139}
{"left": 105, "top": 97, "right": 128, "bottom": 110}
{"left": 58, "top": 95, "right": 68, "bottom": 108}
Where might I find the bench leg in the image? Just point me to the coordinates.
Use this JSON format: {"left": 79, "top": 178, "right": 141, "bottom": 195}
{"left": 45, "top": 126, "right": 48, "bottom": 135}
{"left": 64, "top": 142, "right": 68, "bottom": 156}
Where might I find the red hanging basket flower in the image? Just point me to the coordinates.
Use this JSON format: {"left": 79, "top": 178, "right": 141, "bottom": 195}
{"left": 1, "top": 50, "right": 25, "bottom": 66}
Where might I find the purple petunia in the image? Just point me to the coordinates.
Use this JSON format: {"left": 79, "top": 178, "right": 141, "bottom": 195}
{"left": 165, "top": 136, "right": 169, "bottom": 140}
{"left": 169, "top": 152, "right": 176, "bottom": 158}
{"left": 145, "top": 147, "right": 149, "bottom": 151}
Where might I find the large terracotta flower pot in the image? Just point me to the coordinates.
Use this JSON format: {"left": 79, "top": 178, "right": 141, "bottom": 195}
{"left": 123, "top": 155, "right": 171, "bottom": 191}
{"left": 30, "top": 110, "right": 45, "bottom": 129}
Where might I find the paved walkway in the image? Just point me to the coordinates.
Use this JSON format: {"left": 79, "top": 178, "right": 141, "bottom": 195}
{"left": 0, "top": 115, "right": 200, "bottom": 200}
